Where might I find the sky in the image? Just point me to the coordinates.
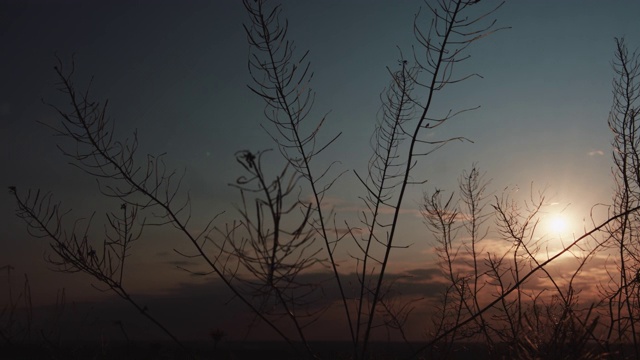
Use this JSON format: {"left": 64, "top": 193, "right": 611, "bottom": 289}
{"left": 2, "top": 0, "right": 640, "bottom": 344}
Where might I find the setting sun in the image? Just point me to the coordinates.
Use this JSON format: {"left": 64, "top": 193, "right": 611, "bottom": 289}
{"left": 547, "top": 214, "right": 569, "bottom": 235}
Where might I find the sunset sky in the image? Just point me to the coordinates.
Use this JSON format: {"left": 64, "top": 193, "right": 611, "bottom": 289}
{"left": 2, "top": 0, "right": 640, "bottom": 343}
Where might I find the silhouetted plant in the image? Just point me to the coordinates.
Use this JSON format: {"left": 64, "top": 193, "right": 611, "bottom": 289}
{"left": 0, "top": 265, "right": 32, "bottom": 346}
{"left": 601, "top": 37, "right": 640, "bottom": 358}
{"left": 213, "top": 149, "right": 325, "bottom": 353}
{"left": 209, "top": 328, "right": 226, "bottom": 350}
{"left": 11, "top": 1, "right": 640, "bottom": 360}
{"left": 242, "top": 0, "right": 346, "bottom": 354}
{"left": 8, "top": 58, "right": 196, "bottom": 357}
{"left": 413, "top": 159, "right": 640, "bottom": 360}
{"left": 9, "top": 185, "right": 193, "bottom": 355}
{"left": 240, "top": 0, "right": 506, "bottom": 358}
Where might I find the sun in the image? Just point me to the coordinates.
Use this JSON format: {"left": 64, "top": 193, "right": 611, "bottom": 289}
{"left": 547, "top": 214, "right": 569, "bottom": 235}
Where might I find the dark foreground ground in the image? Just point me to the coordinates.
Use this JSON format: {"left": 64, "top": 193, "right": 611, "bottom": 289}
{"left": 3, "top": 341, "right": 422, "bottom": 360}
{"left": 0, "top": 340, "right": 631, "bottom": 359}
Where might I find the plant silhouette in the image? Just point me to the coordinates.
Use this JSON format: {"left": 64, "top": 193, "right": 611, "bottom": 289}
{"left": 8, "top": 1, "right": 640, "bottom": 359}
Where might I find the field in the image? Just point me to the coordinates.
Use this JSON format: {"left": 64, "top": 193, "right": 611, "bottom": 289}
{"left": 1, "top": 340, "right": 631, "bottom": 360}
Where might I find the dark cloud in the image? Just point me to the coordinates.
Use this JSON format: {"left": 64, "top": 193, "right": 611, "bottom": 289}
{"left": 402, "top": 267, "right": 441, "bottom": 280}
{"left": 22, "top": 267, "right": 452, "bottom": 343}
{"left": 20, "top": 250, "right": 615, "bottom": 345}
{"left": 165, "top": 259, "right": 200, "bottom": 267}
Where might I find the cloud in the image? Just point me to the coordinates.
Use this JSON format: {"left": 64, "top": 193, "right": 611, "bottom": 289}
{"left": 25, "top": 244, "right": 619, "bottom": 345}
{"left": 165, "top": 259, "right": 201, "bottom": 267}
{"left": 402, "top": 268, "right": 441, "bottom": 280}
{"left": 25, "top": 268, "right": 451, "bottom": 343}
{"left": 588, "top": 150, "right": 604, "bottom": 156}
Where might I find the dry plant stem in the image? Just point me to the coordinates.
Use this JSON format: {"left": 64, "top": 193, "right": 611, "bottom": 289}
{"left": 488, "top": 254, "right": 516, "bottom": 342}
{"left": 494, "top": 201, "right": 602, "bottom": 352}
{"left": 604, "top": 37, "right": 640, "bottom": 357}
{"left": 38, "top": 288, "right": 66, "bottom": 352}
{"left": 425, "top": 167, "right": 495, "bottom": 351}
{"left": 221, "top": 151, "right": 321, "bottom": 357}
{"left": 26, "top": 60, "right": 303, "bottom": 354}
{"left": 493, "top": 190, "right": 545, "bottom": 343}
{"left": 422, "top": 189, "right": 463, "bottom": 349}
{"left": 353, "top": 60, "right": 417, "bottom": 358}
{"left": 0, "top": 266, "right": 33, "bottom": 346}
{"left": 459, "top": 167, "right": 492, "bottom": 346}
{"left": 363, "top": 5, "right": 464, "bottom": 343}
{"left": 361, "top": 1, "right": 506, "bottom": 357}
{"left": 493, "top": 188, "right": 603, "bottom": 355}
{"left": 409, "top": 203, "right": 640, "bottom": 360}
{"left": 493, "top": 190, "right": 592, "bottom": 353}
{"left": 243, "top": 0, "right": 505, "bottom": 358}
{"left": 10, "top": 189, "right": 192, "bottom": 357}
{"left": 243, "top": 0, "right": 350, "bottom": 354}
